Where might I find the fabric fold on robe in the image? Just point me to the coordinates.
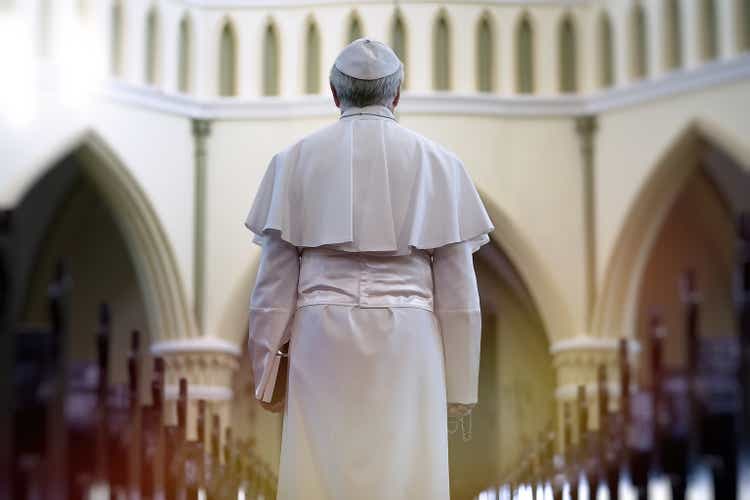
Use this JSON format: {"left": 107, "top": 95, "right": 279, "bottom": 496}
{"left": 243, "top": 107, "right": 495, "bottom": 256}
{"left": 248, "top": 230, "right": 301, "bottom": 402}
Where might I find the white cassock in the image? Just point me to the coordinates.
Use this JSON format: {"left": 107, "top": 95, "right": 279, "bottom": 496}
{"left": 244, "top": 103, "right": 495, "bottom": 500}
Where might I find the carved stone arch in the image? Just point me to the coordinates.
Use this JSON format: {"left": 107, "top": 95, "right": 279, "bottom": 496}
{"left": 515, "top": 10, "right": 535, "bottom": 94}
{"left": 144, "top": 2, "right": 161, "bottom": 86}
{"left": 177, "top": 10, "right": 193, "bottom": 94}
{"left": 699, "top": 0, "right": 719, "bottom": 61}
{"left": 629, "top": 2, "right": 648, "bottom": 80}
{"left": 346, "top": 10, "right": 364, "bottom": 44}
{"left": 262, "top": 17, "right": 281, "bottom": 96}
{"left": 390, "top": 8, "right": 408, "bottom": 88}
{"left": 597, "top": 8, "right": 615, "bottom": 87}
{"left": 15, "top": 129, "right": 196, "bottom": 343}
{"left": 110, "top": 0, "right": 125, "bottom": 77}
{"left": 593, "top": 120, "right": 750, "bottom": 343}
{"left": 477, "top": 190, "right": 575, "bottom": 343}
{"left": 663, "top": 0, "right": 683, "bottom": 70}
{"left": 303, "top": 14, "right": 322, "bottom": 94}
{"left": 217, "top": 15, "right": 239, "bottom": 97}
{"left": 557, "top": 10, "right": 578, "bottom": 93}
{"left": 433, "top": 7, "right": 452, "bottom": 91}
{"left": 219, "top": 188, "right": 572, "bottom": 348}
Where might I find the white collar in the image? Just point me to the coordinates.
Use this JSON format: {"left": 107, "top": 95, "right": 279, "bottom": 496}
{"left": 339, "top": 104, "right": 397, "bottom": 122}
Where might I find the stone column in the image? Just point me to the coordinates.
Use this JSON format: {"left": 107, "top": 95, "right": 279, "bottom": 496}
{"left": 551, "top": 337, "right": 639, "bottom": 454}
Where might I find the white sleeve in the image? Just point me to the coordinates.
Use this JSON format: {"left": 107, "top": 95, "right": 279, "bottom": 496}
{"left": 431, "top": 239, "right": 483, "bottom": 405}
{"left": 247, "top": 230, "right": 301, "bottom": 401}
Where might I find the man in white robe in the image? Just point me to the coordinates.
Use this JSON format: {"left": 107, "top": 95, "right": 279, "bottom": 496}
{"left": 244, "top": 38, "right": 494, "bottom": 499}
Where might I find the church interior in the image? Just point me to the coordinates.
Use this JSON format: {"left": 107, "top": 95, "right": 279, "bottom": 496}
{"left": 1, "top": 0, "right": 749, "bottom": 499}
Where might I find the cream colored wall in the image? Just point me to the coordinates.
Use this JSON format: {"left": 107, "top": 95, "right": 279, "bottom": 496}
{"left": 1, "top": 96, "right": 196, "bottom": 322}
{"left": 205, "top": 111, "right": 586, "bottom": 345}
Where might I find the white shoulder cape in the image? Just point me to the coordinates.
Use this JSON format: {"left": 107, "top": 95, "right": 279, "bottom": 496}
{"left": 244, "top": 106, "right": 495, "bottom": 256}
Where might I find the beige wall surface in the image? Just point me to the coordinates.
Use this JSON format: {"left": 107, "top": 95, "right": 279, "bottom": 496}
{"left": 1, "top": 97, "right": 197, "bottom": 323}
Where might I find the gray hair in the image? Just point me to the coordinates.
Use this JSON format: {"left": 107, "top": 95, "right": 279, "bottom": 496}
{"left": 329, "top": 64, "right": 404, "bottom": 109}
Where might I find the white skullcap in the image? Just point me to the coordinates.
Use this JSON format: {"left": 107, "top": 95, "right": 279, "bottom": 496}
{"left": 333, "top": 38, "right": 403, "bottom": 80}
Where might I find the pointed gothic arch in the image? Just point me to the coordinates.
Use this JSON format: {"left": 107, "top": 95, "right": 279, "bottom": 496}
{"left": 594, "top": 122, "right": 750, "bottom": 342}
{"left": 700, "top": 0, "right": 719, "bottom": 61}
{"left": 598, "top": 11, "right": 614, "bottom": 88}
{"left": 13, "top": 131, "right": 196, "bottom": 343}
{"left": 110, "top": 0, "right": 124, "bottom": 77}
{"left": 218, "top": 19, "right": 238, "bottom": 97}
{"left": 740, "top": 0, "right": 750, "bottom": 51}
{"left": 630, "top": 3, "right": 648, "bottom": 80}
{"left": 433, "top": 10, "right": 451, "bottom": 91}
{"left": 476, "top": 13, "right": 494, "bottom": 93}
{"left": 347, "top": 12, "right": 363, "bottom": 43}
{"left": 391, "top": 10, "right": 408, "bottom": 89}
{"left": 558, "top": 13, "right": 577, "bottom": 93}
{"left": 665, "top": 0, "right": 683, "bottom": 70}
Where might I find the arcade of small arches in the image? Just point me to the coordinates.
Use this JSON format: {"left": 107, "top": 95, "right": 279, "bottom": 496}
{"left": 16, "top": 0, "right": 750, "bottom": 99}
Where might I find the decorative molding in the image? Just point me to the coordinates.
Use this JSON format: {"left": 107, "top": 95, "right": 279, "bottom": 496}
{"left": 164, "top": 384, "right": 233, "bottom": 401}
{"left": 100, "top": 54, "right": 750, "bottom": 120}
{"left": 150, "top": 337, "right": 242, "bottom": 357}
{"left": 178, "top": 0, "right": 590, "bottom": 9}
{"left": 576, "top": 115, "right": 598, "bottom": 334}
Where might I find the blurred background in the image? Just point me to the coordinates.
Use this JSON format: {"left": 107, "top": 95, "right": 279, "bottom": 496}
{"left": 1, "top": 0, "right": 749, "bottom": 499}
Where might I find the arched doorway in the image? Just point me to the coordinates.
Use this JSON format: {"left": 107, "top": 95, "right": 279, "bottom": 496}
{"left": 595, "top": 123, "right": 750, "bottom": 345}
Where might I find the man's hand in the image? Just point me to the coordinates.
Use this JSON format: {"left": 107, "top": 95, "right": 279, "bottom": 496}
{"left": 447, "top": 402, "right": 475, "bottom": 417}
{"left": 259, "top": 398, "right": 285, "bottom": 413}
